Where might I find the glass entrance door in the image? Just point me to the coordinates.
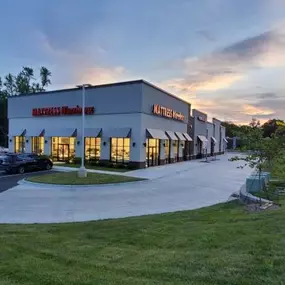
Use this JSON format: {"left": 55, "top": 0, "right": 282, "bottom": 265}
{"left": 146, "top": 139, "right": 160, "bottom": 167}
{"left": 58, "top": 144, "right": 70, "bottom": 161}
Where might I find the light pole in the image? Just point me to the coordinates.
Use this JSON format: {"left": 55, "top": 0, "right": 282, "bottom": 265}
{"left": 77, "top": 84, "right": 92, "bottom": 178}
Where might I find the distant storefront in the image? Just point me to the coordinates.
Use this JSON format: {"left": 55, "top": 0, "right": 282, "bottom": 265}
{"left": 8, "top": 80, "right": 226, "bottom": 168}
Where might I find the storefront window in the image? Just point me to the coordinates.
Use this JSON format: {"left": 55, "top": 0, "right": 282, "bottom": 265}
{"left": 14, "top": 136, "right": 25, "bottom": 153}
{"left": 32, "top": 137, "right": 44, "bottom": 155}
{"left": 173, "top": 140, "right": 179, "bottom": 162}
{"left": 85, "top": 137, "right": 101, "bottom": 161}
{"left": 111, "top": 138, "right": 130, "bottom": 163}
{"left": 51, "top": 137, "right": 76, "bottom": 161}
{"left": 164, "top": 140, "right": 170, "bottom": 163}
{"left": 181, "top": 141, "right": 185, "bottom": 160}
{"left": 146, "top": 139, "right": 160, "bottom": 167}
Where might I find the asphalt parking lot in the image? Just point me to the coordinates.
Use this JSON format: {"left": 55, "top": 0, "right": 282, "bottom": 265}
{"left": 0, "top": 170, "right": 56, "bottom": 193}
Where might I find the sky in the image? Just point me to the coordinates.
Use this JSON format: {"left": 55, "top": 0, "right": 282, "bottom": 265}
{"left": 0, "top": 0, "right": 285, "bottom": 124}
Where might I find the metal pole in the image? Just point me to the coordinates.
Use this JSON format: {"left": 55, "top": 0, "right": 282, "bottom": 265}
{"left": 78, "top": 85, "right": 87, "bottom": 177}
{"left": 81, "top": 85, "right": 85, "bottom": 168}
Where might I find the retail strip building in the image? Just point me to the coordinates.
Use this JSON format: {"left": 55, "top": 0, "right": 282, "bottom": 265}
{"left": 8, "top": 80, "right": 227, "bottom": 168}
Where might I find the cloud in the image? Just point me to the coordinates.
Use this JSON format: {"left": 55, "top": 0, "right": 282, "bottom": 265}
{"left": 242, "top": 104, "right": 275, "bottom": 116}
{"left": 196, "top": 29, "right": 216, "bottom": 42}
{"left": 36, "top": 31, "right": 131, "bottom": 88}
{"left": 162, "top": 26, "right": 285, "bottom": 93}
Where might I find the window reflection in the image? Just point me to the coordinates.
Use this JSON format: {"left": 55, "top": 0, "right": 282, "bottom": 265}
{"left": 164, "top": 140, "right": 170, "bottom": 163}
{"left": 32, "top": 137, "right": 44, "bottom": 155}
{"left": 14, "top": 136, "right": 25, "bottom": 153}
{"left": 51, "top": 137, "right": 76, "bottom": 161}
{"left": 85, "top": 137, "right": 101, "bottom": 161}
{"left": 111, "top": 138, "right": 130, "bottom": 163}
{"left": 173, "top": 140, "right": 179, "bottom": 162}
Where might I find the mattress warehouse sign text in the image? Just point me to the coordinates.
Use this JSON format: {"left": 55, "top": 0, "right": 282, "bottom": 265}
{"left": 32, "top": 106, "right": 95, "bottom": 116}
{"left": 153, "top": 104, "right": 185, "bottom": 121}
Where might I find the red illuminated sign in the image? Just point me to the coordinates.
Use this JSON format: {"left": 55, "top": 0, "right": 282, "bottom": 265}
{"left": 153, "top": 104, "right": 185, "bottom": 121}
{"left": 32, "top": 106, "right": 95, "bottom": 116}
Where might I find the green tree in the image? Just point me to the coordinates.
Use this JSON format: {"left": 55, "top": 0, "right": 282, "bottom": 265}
{"left": 0, "top": 66, "right": 51, "bottom": 147}
{"left": 262, "top": 119, "right": 285, "bottom": 138}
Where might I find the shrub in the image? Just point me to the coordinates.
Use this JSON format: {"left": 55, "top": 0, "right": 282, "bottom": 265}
{"left": 127, "top": 164, "right": 137, "bottom": 170}
{"left": 72, "top": 157, "right": 81, "bottom": 165}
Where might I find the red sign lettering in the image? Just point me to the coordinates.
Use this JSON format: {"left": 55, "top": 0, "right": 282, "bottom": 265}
{"left": 32, "top": 105, "right": 95, "bottom": 116}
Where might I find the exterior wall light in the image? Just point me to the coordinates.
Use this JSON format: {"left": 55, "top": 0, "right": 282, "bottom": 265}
{"left": 132, "top": 142, "right": 136, "bottom": 147}
{"left": 103, "top": 141, "right": 107, "bottom": 146}
{"left": 26, "top": 139, "right": 29, "bottom": 143}
{"left": 9, "top": 139, "right": 12, "bottom": 143}
{"left": 45, "top": 140, "right": 48, "bottom": 144}
{"left": 77, "top": 141, "right": 80, "bottom": 145}
{"left": 143, "top": 142, "right": 147, "bottom": 147}
{"left": 163, "top": 143, "right": 166, "bottom": 147}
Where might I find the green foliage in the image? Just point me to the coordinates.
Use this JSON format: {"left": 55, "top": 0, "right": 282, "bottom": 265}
{"left": 0, "top": 66, "right": 52, "bottom": 147}
{"left": 0, "top": 66, "right": 51, "bottom": 98}
{"left": 229, "top": 118, "right": 285, "bottom": 173}
{"left": 262, "top": 119, "right": 285, "bottom": 138}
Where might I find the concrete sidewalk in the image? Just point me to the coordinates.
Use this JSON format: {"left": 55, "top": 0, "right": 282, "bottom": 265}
{"left": 0, "top": 153, "right": 252, "bottom": 224}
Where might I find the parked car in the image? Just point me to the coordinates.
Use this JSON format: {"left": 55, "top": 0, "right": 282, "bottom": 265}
{"left": 0, "top": 153, "right": 53, "bottom": 174}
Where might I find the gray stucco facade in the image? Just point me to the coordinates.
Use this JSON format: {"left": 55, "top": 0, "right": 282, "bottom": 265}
{"left": 8, "top": 79, "right": 226, "bottom": 168}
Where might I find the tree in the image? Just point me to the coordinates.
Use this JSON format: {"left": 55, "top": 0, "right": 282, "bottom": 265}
{"left": 0, "top": 66, "right": 51, "bottom": 147}
{"left": 262, "top": 119, "right": 285, "bottom": 138}
{"left": 230, "top": 119, "right": 285, "bottom": 198}
{"left": 221, "top": 121, "right": 241, "bottom": 137}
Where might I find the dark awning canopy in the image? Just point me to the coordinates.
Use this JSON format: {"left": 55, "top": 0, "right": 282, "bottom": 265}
{"left": 10, "top": 129, "right": 26, "bottom": 136}
{"left": 45, "top": 128, "right": 77, "bottom": 137}
{"left": 26, "top": 128, "right": 45, "bottom": 137}
{"left": 211, "top": 137, "right": 217, "bottom": 143}
{"left": 146, "top": 129, "right": 168, "bottom": 140}
{"left": 78, "top": 128, "right": 102, "bottom": 138}
{"left": 183, "top": 133, "right": 193, "bottom": 141}
{"left": 103, "top": 128, "right": 131, "bottom": 138}
{"left": 175, "top": 132, "right": 186, "bottom": 141}
{"left": 197, "top": 135, "right": 208, "bottom": 142}
{"left": 166, "top": 131, "right": 178, "bottom": 140}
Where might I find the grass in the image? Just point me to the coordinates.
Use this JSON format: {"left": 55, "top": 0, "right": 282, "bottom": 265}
{"left": 26, "top": 171, "right": 144, "bottom": 185}
{"left": 55, "top": 163, "right": 129, "bottom": 173}
{"left": 1, "top": 199, "right": 285, "bottom": 284}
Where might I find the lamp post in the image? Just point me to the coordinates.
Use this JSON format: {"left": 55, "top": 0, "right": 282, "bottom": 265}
{"left": 76, "top": 84, "right": 92, "bottom": 178}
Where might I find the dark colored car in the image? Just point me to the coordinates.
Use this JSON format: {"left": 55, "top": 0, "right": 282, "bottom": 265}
{"left": 0, "top": 153, "right": 53, "bottom": 174}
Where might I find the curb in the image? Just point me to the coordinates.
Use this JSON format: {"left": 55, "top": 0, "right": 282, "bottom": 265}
{"left": 18, "top": 178, "right": 148, "bottom": 189}
{"left": 239, "top": 184, "right": 272, "bottom": 204}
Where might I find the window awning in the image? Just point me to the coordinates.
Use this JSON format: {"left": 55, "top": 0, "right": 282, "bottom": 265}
{"left": 197, "top": 135, "right": 208, "bottom": 142}
{"left": 78, "top": 128, "right": 102, "bottom": 138}
{"left": 211, "top": 137, "right": 217, "bottom": 143}
{"left": 175, "top": 132, "right": 186, "bottom": 141}
{"left": 9, "top": 129, "right": 26, "bottom": 136}
{"left": 146, "top": 129, "right": 168, "bottom": 140}
{"left": 183, "top": 133, "right": 193, "bottom": 141}
{"left": 223, "top": 138, "right": 229, "bottom": 143}
{"left": 45, "top": 128, "right": 77, "bottom": 137}
{"left": 166, "top": 131, "right": 178, "bottom": 140}
{"left": 26, "top": 128, "right": 45, "bottom": 137}
{"left": 103, "top": 128, "right": 131, "bottom": 138}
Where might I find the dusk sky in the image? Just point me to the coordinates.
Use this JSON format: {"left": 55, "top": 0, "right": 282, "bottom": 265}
{"left": 1, "top": 0, "right": 285, "bottom": 124}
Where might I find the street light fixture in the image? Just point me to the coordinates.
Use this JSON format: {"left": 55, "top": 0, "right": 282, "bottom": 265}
{"left": 76, "top": 83, "right": 92, "bottom": 178}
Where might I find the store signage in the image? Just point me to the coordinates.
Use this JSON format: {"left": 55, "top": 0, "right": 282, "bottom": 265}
{"left": 197, "top": 116, "right": 206, "bottom": 122}
{"left": 32, "top": 106, "right": 95, "bottom": 116}
{"left": 153, "top": 104, "right": 185, "bottom": 121}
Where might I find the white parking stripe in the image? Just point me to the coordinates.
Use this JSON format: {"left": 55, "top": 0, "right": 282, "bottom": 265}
{"left": 0, "top": 170, "right": 54, "bottom": 179}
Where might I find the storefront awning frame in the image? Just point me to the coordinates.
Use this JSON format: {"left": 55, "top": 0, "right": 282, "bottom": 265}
{"left": 146, "top": 129, "right": 168, "bottom": 140}
{"left": 166, "top": 131, "right": 178, "bottom": 140}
